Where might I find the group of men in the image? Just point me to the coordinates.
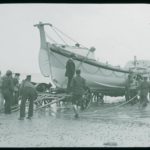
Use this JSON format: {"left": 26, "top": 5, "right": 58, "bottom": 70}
{"left": 1, "top": 55, "right": 148, "bottom": 121}
{"left": 125, "top": 72, "right": 150, "bottom": 108}
{"left": 0, "top": 70, "right": 37, "bottom": 120}
{"left": 0, "top": 71, "right": 20, "bottom": 114}
{"left": 66, "top": 53, "right": 150, "bottom": 117}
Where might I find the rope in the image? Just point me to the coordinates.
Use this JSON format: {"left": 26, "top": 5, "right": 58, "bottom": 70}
{"left": 47, "top": 23, "right": 92, "bottom": 70}
{"left": 82, "top": 95, "right": 138, "bottom": 115}
{"left": 45, "top": 32, "right": 57, "bottom": 44}
{"left": 45, "top": 23, "right": 94, "bottom": 72}
{"left": 51, "top": 27, "right": 68, "bottom": 45}
{"left": 76, "top": 49, "right": 91, "bottom": 69}
{"left": 53, "top": 26, "right": 88, "bottom": 49}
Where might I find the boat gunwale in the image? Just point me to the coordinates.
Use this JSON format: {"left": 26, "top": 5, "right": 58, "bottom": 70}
{"left": 49, "top": 45, "right": 129, "bottom": 74}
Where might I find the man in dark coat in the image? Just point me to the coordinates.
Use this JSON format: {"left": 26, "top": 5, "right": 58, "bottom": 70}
{"left": 19, "top": 75, "right": 37, "bottom": 120}
{"left": 12, "top": 73, "right": 20, "bottom": 106}
{"left": 71, "top": 69, "right": 86, "bottom": 118}
{"left": 138, "top": 75, "right": 150, "bottom": 109}
{"left": 1, "top": 70, "right": 14, "bottom": 114}
{"left": 125, "top": 74, "right": 132, "bottom": 101}
{"left": 65, "top": 54, "right": 76, "bottom": 92}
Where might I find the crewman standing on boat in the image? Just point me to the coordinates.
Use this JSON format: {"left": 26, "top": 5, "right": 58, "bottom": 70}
{"left": 138, "top": 75, "right": 150, "bottom": 109}
{"left": 19, "top": 75, "right": 37, "bottom": 120}
{"left": 65, "top": 54, "right": 76, "bottom": 93}
{"left": 71, "top": 69, "right": 86, "bottom": 118}
{"left": 1, "top": 70, "right": 14, "bottom": 114}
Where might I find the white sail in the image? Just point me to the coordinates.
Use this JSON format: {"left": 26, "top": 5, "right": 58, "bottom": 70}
{"left": 39, "top": 48, "right": 50, "bottom": 77}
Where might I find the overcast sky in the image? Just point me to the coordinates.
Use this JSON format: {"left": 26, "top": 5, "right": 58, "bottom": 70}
{"left": 0, "top": 4, "right": 150, "bottom": 75}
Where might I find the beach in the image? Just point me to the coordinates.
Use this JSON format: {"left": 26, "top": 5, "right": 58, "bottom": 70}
{"left": 0, "top": 99, "right": 150, "bottom": 147}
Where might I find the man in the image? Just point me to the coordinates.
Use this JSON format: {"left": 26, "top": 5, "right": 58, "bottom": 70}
{"left": 71, "top": 69, "right": 86, "bottom": 118}
{"left": 19, "top": 75, "right": 37, "bottom": 120}
{"left": 65, "top": 54, "right": 76, "bottom": 92}
{"left": 0, "top": 71, "right": 4, "bottom": 112}
{"left": 1, "top": 70, "right": 14, "bottom": 114}
{"left": 12, "top": 73, "right": 20, "bottom": 106}
{"left": 129, "top": 76, "right": 138, "bottom": 105}
{"left": 138, "top": 75, "right": 150, "bottom": 109}
{"left": 125, "top": 74, "right": 132, "bottom": 101}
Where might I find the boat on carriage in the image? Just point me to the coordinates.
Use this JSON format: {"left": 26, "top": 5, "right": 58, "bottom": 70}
{"left": 34, "top": 22, "right": 130, "bottom": 97}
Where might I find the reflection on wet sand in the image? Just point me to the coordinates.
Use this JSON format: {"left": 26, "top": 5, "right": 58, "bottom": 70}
{"left": 1, "top": 100, "right": 150, "bottom": 147}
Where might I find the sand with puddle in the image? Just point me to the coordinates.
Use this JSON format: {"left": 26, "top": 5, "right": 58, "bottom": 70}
{"left": 0, "top": 101, "right": 150, "bottom": 147}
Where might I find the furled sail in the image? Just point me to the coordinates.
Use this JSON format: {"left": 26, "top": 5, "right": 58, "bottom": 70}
{"left": 39, "top": 48, "right": 50, "bottom": 77}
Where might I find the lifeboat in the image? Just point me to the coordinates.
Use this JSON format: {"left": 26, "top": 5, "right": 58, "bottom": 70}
{"left": 34, "top": 22, "right": 129, "bottom": 96}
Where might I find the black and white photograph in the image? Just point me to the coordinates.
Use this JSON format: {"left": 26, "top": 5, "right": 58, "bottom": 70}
{"left": 0, "top": 3, "right": 150, "bottom": 147}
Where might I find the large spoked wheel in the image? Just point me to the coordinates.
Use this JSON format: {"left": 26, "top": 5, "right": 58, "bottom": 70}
{"left": 80, "top": 88, "right": 92, "bottom": 110}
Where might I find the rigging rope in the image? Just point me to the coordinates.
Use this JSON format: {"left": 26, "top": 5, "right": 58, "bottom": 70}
{"left": 46, "top": 23, "right": 93, "bottom": 71}
{"left": 53, "top": 26, "right": 88, "bottom": 49}
{"left": 51, "top": 27, "right": 68, "bottom": 45}
{"left": 76, "top": 49, "right": 92, "bottom": 69}
{"left": 45, "top": 32, "right": 57, "bottom": 44}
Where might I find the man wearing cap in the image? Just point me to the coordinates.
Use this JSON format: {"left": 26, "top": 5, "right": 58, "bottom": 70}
{"left": 71, "top": 69, "right": 86, "bottom": 118}
{"left": 65, "top": 54, "right": 76, "bottom": 93}
{"left": 19, "top": 75, "right": 37, "bottom": 120}
{"left": 1, "top": 70, "right": 14, "bottom": 114}
{"left": 12, "top": 73, "right": 20, "bottom": 106}
{"left": 138, "top": 75, "right": 150, "bottom": 109}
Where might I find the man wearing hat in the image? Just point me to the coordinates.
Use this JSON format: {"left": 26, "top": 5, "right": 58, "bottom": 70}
{"left": 65, "top": 54, "right": 76, "bottom": 93}
{"left": 1, "top": 70, "right": 14, "bottom": 114}
{"left": 138, "top": 75, "right": 150, "bottom": 109}
{"left": 19, "top": 75, "right": 37, "bottom": 120}
{"left": 12, "top": 73, "right": 20, "bottom": 106}
{"left": 71, "top": 69, "right": 86, "bottom": 118}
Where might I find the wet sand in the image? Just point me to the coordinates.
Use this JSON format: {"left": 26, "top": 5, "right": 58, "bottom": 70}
{"left": 0, "top": 101, "right": 150, "bottom": 147}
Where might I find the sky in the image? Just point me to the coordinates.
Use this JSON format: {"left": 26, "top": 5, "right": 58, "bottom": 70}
{"left": 0, "top": 4, "right": 150, "bottom": 76}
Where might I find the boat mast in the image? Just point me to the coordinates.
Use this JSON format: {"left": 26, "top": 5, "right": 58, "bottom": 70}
{"left": 34, "top": 22, "right": 52, "bottom": 49}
